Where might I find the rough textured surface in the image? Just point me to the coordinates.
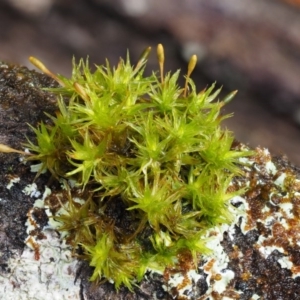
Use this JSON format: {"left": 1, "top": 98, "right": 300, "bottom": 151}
{"left": 222, "top": 153, "right": 300, "bottom": 300}
{"left": 0, "top": 62, "right": 58, "bottom": 266}
{"left": 1, "top": 63, "right": 300, "bottom": 299}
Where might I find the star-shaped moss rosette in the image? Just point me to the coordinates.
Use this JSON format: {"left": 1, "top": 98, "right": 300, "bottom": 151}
{"left": 0, "top": 44, "right": 253, "bottom": 290}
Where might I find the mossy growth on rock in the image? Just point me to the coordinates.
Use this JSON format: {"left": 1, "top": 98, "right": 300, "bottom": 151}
{"left": 0, "top": 45, "right": 253, "bottom": 290}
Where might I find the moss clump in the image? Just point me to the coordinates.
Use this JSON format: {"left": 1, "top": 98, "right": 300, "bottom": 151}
{"left": 1, "top": 45, "right": 252, "bottom": 290}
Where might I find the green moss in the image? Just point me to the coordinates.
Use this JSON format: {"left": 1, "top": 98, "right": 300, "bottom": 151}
{"left": 2, "top": 45, "right": 253, "bottom": 290}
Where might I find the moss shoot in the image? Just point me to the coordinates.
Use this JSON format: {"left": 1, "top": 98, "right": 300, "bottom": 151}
{"left": 1, "top": 45, "right": 252, "bottom": 290}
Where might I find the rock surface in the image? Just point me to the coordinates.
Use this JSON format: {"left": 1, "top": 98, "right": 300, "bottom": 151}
{"left": 1, "top": 62, "right": 300, "bottom": 300}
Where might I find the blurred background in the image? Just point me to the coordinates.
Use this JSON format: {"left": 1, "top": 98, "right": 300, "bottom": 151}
{"left": 1, "top": 0, "right": 300, "bottom": 164}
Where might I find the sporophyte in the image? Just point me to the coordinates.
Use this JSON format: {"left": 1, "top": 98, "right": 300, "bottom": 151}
{"left": 0, "top": 44, "right": 254, "bottom": 290}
